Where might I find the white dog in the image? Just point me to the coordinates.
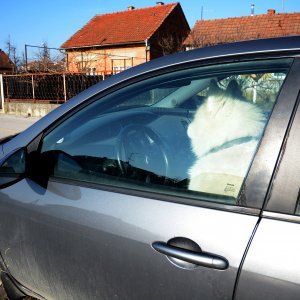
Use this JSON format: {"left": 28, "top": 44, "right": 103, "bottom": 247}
{"left": 187, "top": 80, "right": 266, "bottom": 198}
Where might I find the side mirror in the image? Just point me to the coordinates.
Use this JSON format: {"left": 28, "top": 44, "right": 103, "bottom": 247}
{"left": 0, "top": 145, "right": 85, "bottom": 189}
{"left": 0, "top": 148, "right": 26, "bottom": 188}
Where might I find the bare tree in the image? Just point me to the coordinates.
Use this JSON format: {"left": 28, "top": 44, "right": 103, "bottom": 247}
{"left": 66, "top": 48, "right": 107, "bottom": 73}
{"left": 31, "top": 41, "right": 65, "bottom": 72}
{"left": 5, "top": 35, "right": 20, "bottom": 73}
{"left": 157, "top": 33, "right": 186, "bottom": 55}
{"left": 5, "top": 35, "right": 13, "bottom": 59}
{"left": 34, "top": 41, "right": 51, "bottom": 72}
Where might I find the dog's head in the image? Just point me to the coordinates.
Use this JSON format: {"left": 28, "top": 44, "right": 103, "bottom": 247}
{"left": 187, "top": 80, "right": 266, "bottom": 157}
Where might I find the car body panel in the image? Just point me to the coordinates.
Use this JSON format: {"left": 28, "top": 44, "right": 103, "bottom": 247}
{"left": 235, "top": 217, "right": 300, "bottom": 300}
{"left": 0, "top": 179, "right": 258, "bottom": 299}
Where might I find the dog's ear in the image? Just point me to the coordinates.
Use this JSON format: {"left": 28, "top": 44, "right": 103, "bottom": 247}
{"left": 226, "top": 80, "right": 244, "bottom": 99}
{"left": 208, "top": 79, "right": 221, "bottom": 96}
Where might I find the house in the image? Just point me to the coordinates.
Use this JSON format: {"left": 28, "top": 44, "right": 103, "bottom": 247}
{"left": 0, "top": 49, "right": 14, "bottom": 74}
{"left": 61, "top": 2, "right": 190, "bottom": 74}
{"left": 185, "top": 9, "right": 300, "bottom": 49}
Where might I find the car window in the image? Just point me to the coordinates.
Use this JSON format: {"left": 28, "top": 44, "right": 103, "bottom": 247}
{"left": 40, "top": 58, "right": 292, "bottom": 206}
{"left": 0, "top": 148, "right": 26, "bottom": 186}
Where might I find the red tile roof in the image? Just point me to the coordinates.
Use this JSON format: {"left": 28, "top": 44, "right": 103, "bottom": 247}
{"left": 185, "top": 10, "right": 300, "bottom": 47}
{"left": 0, "top": 50, "right": 14, "bottom": 70}
{"left": 62, "top": 3, "right": 179, "bottom": 48}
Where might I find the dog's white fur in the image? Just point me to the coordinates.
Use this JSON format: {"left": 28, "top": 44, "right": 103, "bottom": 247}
{"left": 187, "top": 90, "right": 266, "bottom": 197}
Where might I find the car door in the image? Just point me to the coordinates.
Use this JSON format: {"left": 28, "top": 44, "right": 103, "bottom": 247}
{"left": 235, "top": 63, "right": 300, "bottom": 300}
{"left": 0, "top": 57, "right": 298, "bottom": 300}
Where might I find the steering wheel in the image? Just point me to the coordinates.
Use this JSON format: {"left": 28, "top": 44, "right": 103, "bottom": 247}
{"left": 116, "top": 124, "right": 169, "bottom": 181}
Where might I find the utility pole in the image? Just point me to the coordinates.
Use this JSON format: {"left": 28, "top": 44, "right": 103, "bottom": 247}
{"left": 25, "top": 44, "right": 28, "bottom": 72}
{"left": 0, "top": 74, "right": 4, "bottom": 113}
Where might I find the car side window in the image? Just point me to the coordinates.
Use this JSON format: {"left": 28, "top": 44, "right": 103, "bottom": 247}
{"left": 0, "top": 148, "right": 26, "bottom": 186}
{"left": 40, "top": 59, "right": 291, "bottom": 206}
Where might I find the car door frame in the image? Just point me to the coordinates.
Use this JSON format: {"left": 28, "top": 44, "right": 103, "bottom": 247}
{"left": 263, "top": 65, "right": 300, "bottom": 217}
{"left": 234, "top": 62, "right": 300, "bottom": 299}
{"left": 1, "top": 53, "right": 300, "bottom": 300}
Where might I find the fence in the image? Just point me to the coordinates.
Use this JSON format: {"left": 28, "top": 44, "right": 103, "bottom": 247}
{"left": 0, "top": 75, "right": 4, "bottom": 112}
{"left": 0, "top": 72, "right": 111, "bottom": 105}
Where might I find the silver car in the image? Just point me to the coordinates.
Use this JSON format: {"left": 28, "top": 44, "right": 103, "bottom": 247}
{"left": 0, "top": 36, "right": 300, "bottom": 300}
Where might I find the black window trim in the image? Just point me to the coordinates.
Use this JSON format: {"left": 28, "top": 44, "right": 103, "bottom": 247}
{"left": 245, "top": 57, "right": 300, "bottom": 209}
{"left": 264, "top": 74, "right": 300, "bottom": 215}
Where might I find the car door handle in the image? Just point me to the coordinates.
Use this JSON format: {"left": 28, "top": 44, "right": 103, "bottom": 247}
{"left": 152, "top": 241, "right": 229, "bottom": 270}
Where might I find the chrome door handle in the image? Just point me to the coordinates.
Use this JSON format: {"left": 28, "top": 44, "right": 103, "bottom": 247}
{"left": 152, "top": 241, "right": 229, "bottom": 270}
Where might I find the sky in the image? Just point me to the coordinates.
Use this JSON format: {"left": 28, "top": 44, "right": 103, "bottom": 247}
{"left": 1, "top": 0, "right": 299, "bottom": 59}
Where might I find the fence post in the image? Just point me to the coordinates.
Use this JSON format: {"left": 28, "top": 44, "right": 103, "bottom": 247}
{"left": 31, "top": 75, "right": 35, "bottom": 101}
{"left": 0, "top": 74, "right": 4, "bottom": 113}
{"left": 63, "top": 73, "right": 67, "bottom": 102}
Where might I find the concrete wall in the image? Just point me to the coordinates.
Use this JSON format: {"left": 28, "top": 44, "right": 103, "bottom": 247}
{"left": 4, "top": 102, "right": 60, "bottom": 117}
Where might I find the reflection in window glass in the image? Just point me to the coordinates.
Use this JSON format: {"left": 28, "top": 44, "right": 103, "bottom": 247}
{"left": 0, "top": 149, "right": 26, "bottom": 175}
{"left": 0, "top": 148, "right": 26, "bottom": 186}
{"left": 296, "top": 193, "right": 300, "bottom": 215}
{"left": 41, "top": 58, "right": 292, "bottom": 206}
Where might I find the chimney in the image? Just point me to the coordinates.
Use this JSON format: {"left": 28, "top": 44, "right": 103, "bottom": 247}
{"left": 267, "top": 9, "right": 276, "bottom": 15}
{"left": 128, "top": 6, "right": 135, "bottom": 10}
{"left": 156, "top": 2, "right": 164, "bottom": 5}
{"left": 251, "top": 4, "right": 255, "bottom": 16}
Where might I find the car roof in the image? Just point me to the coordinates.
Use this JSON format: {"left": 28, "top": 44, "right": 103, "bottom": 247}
{"left": 2, "top": 36, "right": 300, "bottom": 157}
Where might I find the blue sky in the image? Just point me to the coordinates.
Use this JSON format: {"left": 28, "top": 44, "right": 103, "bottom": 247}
{"left": 1, "top": 0, "right": 299, "bottom": 58}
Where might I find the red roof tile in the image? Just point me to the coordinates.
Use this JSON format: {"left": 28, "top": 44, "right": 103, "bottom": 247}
{"left": 0, "top": 50, "right": 14, "bottom": 70}
{"left": 185, "top": 11, "right": 300, "bottom": 47}
{"left": 62, "top": 3, "right": 179, "bottom": 48}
